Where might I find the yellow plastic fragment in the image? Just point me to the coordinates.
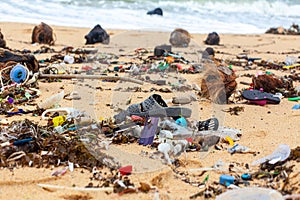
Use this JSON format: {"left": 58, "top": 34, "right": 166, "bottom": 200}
{"left": 225, "top": 136, "right": 234, "bottom": 146}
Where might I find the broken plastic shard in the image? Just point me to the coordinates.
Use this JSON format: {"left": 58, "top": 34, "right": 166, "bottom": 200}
{"left": 228, "top": 144, "right": 250, "bottom": 154}
{"left": 252, "top": 144, "right": 291, "bottom": 166}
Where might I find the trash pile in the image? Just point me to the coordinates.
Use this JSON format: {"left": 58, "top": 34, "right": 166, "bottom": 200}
{"left": 0, "top": 23, "right": 299, "bottom": 198}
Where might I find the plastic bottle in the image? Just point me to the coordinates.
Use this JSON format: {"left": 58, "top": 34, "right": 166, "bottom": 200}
{"left": 38, "top": 91, "right": 64, "bottom": 109}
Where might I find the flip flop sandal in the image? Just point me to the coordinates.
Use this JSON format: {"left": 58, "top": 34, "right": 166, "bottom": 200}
{"left": 242, "top": 89, "right": 280, "bottom": 105}
{"left": 197, "top": 117, "right": 219, "bottom": 131}
{"left": 127, "top": 94, "right": 191, "bottom": 117}
{"left": 139, "top": 116, "right": 159, "bottom": 146}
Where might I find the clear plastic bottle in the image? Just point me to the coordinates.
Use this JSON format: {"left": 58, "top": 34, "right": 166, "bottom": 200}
{"left": 38, "top": 91, "right": 64, "bottom": 109}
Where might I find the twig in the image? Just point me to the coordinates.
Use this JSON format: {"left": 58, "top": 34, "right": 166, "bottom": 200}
{"left": 39, "top": 74, "right": 144, "bottom": 85}
{"left": 37, "top": 183, "right": 114, "bottom": 192}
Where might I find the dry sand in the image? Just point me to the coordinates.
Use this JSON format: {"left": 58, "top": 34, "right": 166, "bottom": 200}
{"left": 0, "top": 22, "right": 299, "bottom": 200}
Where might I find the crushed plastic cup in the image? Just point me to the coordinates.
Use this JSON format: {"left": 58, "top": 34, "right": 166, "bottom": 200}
{"left": 216, "top": 187, "right": 284, "bottom": 200}
{"left": 252, "top": 144, "right": 290, "bottom": 166}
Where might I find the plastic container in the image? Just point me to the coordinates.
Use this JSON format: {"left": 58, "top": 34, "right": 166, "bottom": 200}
{"left": 219, "top": 174, "right": 235, "bottom": 186}
{"left": 216, "top": 187, "right": 284, "bottom": 200}
{"left": 41, "top": 107, "right": 78, "bottom": 120}
{"left": 10, "top": 64, "right": 28, "bottom": 84}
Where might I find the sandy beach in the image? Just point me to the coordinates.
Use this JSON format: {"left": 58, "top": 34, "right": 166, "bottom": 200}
{"left": 0, "top": 22, "right": 299, "bottom": 200}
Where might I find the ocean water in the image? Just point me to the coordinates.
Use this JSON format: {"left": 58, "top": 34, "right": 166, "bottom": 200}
{"left": 0, "top": 0, "right": 299, "bottom": 33}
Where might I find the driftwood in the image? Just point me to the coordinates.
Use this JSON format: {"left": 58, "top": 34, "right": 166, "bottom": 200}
{"left": 0, "top": 48, "right": 39, "bottom": 72}
{"left": 39, "top": 74, "right": 144, "bottom": 85}
{"left": 37, "top": 184, "right": 114, "bottom": 192}
{"left": 32, "top": 22, "right": 55, "bottom": 45}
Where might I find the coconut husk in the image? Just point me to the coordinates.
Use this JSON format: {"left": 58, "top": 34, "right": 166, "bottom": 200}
{"left": 204, "top": 32, "right": 220, "bottom": 45}
{"left": 31, "top": 22, "right": 55, "bottom": 45}
{"left": 0, "top": 48, "right": 39, "bottom": 72}
{"left": 201, "top": 66, "right": 237, "bottom": 103}
{"left": 169, "top": 28, "right": 191, "bottom": 47}
{"left": 252, "top": 74, "right": 293, "bottom": 94}
{"left": 0, "top": 29, "right": 6, "bottom": 48}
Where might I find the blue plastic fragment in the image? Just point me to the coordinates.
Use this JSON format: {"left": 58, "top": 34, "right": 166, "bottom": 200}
{"left": 241, "top": 173, "right": 252, "bottom": 180}
{"left": 13, "top": 138, "right": 33, "bottom": 146}
{"left": 175, "top": 117, "right": 187, "bottom": 127}
{"left": 7, "top": 108, "right": 24, "bottom": 115}
{"left": 292, "top": 104, "right": 300, "bottom": 110}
